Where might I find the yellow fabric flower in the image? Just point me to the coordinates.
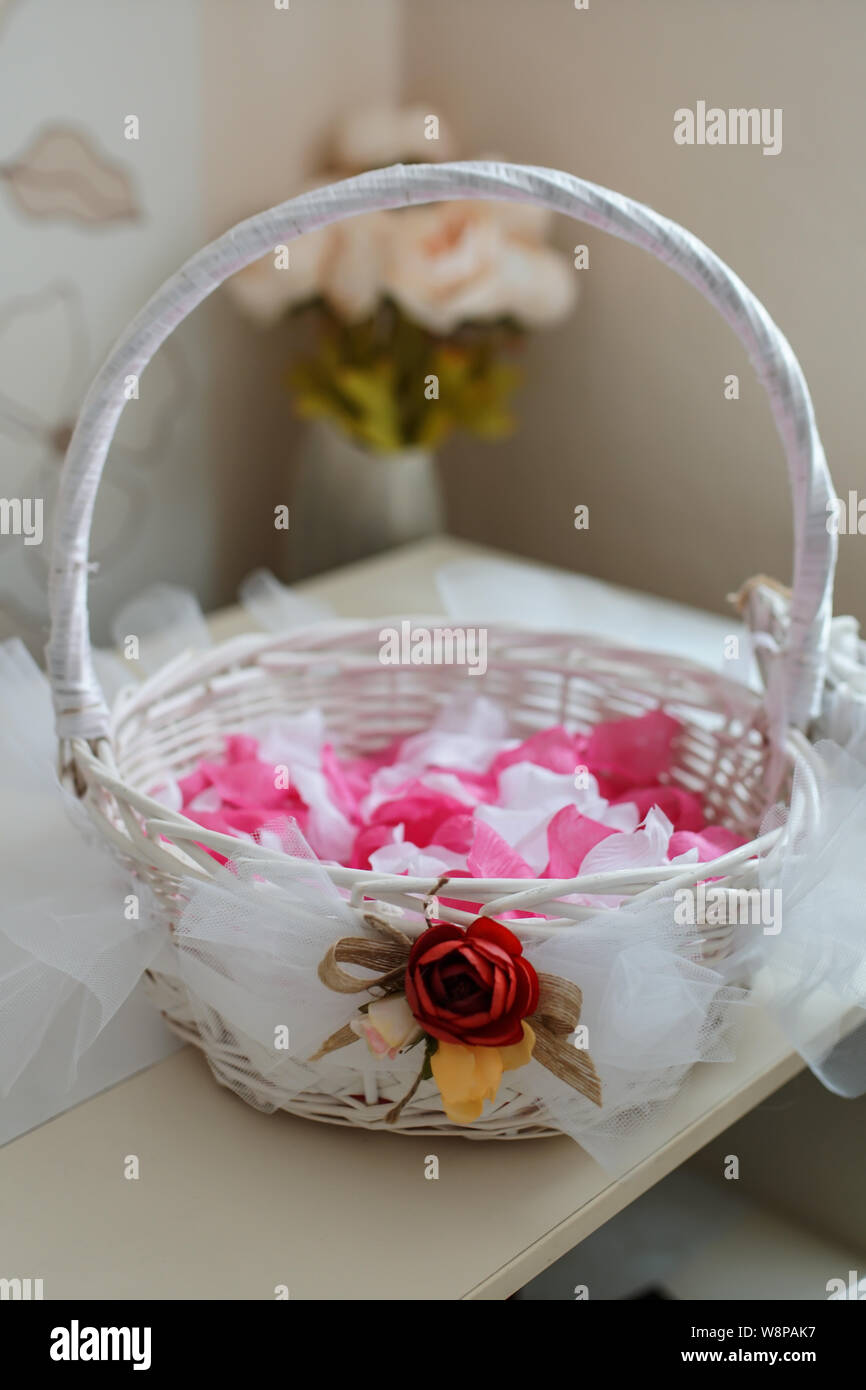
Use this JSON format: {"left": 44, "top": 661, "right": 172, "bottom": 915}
{"left": 431, "top": 1022, "right": 536, "bottom": 1124}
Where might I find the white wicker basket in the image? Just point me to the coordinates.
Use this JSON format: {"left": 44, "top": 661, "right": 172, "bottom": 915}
{"left": 47, "top": 162, "right": 838, "bottom": 1140}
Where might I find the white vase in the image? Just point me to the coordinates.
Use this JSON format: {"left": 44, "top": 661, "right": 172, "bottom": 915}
{"left": 289, "top": 421, "right": 444, "bottom": 577}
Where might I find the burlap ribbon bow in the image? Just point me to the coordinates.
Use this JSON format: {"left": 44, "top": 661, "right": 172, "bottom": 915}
{"left": 311, "top": 914, "right": 602, "bottom": 1120}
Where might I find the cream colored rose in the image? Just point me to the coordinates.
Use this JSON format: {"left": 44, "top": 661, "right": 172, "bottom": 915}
{"left": 350, "top": 994, "right": 423, "bottom": 1059}
{"left": 226, "top": 209, "right": 388, "bottom": 327}
{"left": 383, "top": 202, "right": 576, "bottom": 334}
{"left": 225, "top": 223, "right": 330, "bottom": 327}
{"left": 320, "top": 212, "right": 388, "bottom": 322}
{"left": 226, "top": 166, "right": 575, "bottom": 332}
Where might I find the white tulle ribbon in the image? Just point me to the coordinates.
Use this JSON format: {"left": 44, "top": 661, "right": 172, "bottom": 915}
{"left": 816, "top": 615, "right": 866, "bottom": 753}
{"left": 168, "top": 828, "right": 370, "bottom": 1104}
{"left": 108, "top": 581, "right": 212, "bottom": 675}
{"left": 0, "top": 640, "right": 165, "bottom": 1096}
{"left": 166, "top": 825, "right": 752, "bottom": 1171}
{"left": 237, "top": 567, "right": 335, "bottom": 634}
{"left": 757, "top": 737, "right": 866, "bottom": 1097}
{"left": 516, "top": 907, "right": 750, "bottom": 1170}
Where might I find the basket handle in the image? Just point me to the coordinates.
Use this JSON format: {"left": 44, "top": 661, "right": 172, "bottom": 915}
{"left": 47, "top": 160, "right": 836, "bottom": 742}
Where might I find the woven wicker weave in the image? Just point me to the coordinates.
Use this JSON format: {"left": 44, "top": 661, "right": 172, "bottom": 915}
{"left": 46, "top": 162, "right": 838, "bottom": 1138}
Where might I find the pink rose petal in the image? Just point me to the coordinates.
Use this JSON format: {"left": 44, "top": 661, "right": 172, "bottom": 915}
{"left": 199, "top": 758, "right": 292, "bottom": 811}
{"left": 322, "top": 742, "right": 362, "bottom": 822}
{"left": 544, "top": 805, "right": 618, "bottom": 877}
{"left": 351, "top": 822, "right": 402, "bottom": 870}
{"left": 669, "top": 826, "right": 748, "bottom": 863}
{"left": 585, "top": 710, "right": 681, "bottom": 794}
{"left": 467, "top": 820, "right": 533, "bottom": 878}
{"left": 224, "top": 733, "right": 259, "bottom": 764}
{"left": 178, "top": 767, "right": 211, "bottom": 804}
{"left": 612, "top": 784, "right": 706, "bottom": 832}
{"left": 426, "top": 766, "right": 499, "bottom": 803}
{"left": 489, "top": 726, "right": 587, "bottom": 780}
{"left": 434, "top": 812, "right": 476, "bottom": 853}
{"left": 370, "top": 780, "right": 468, "bottom": 846}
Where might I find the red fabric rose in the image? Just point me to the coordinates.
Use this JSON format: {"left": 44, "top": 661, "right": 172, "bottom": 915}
{"left": 405, "top": 918, "right": 539, "bottom": 1047}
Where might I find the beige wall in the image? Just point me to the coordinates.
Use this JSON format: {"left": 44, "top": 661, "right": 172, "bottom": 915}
{"left": 201, "top": 0, "right": 402, "bottom": 607}
{"left": 404, "top": 0, "right": 866, "bottom": 625}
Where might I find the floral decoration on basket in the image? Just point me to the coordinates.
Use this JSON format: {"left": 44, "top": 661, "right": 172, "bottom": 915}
{"left": 312, "top": 910, "right": 601, "bottom": 1125}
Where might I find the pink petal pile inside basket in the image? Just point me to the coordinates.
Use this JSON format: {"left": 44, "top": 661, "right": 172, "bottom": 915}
{"left": 150, "top": 698, "right": 746, "bottom": 880}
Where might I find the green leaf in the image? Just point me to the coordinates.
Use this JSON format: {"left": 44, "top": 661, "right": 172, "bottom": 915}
{"left": 420, "top": 1036, "right": 438, "bottom": 1082}
{"left": 285, "top": 301, "right": 524, "bottom": 450}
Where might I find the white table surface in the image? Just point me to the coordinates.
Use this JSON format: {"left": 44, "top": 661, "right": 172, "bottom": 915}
{"left": 2, "top": 536, "right": 805, "bottom": 1300}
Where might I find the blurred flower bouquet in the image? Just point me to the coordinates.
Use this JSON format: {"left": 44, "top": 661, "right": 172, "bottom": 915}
{"left": 226, "top": 107, "right": 577, "bottom": 566}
